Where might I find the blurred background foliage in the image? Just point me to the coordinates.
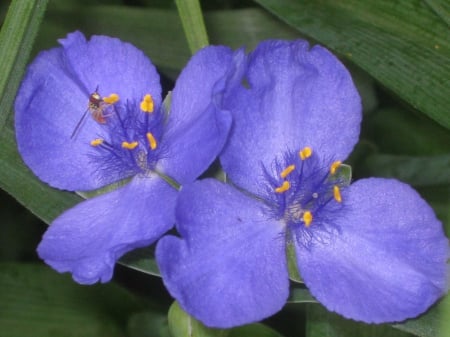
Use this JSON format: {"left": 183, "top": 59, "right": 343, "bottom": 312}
{"left": 0, "top": 0, "right": 449, "bottom": 336}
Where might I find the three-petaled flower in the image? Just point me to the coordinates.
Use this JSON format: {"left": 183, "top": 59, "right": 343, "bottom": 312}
{"left": 15, "top": 31, "right": 242, "bottom": 284}
{"left": 156, "top": 40, "right": 449, "bottom": 328}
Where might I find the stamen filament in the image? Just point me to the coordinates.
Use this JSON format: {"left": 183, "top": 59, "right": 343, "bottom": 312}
{"left": 303, "top": 211, "right": 313, "bottom": 227}
{"left": 275, "top": 181, "right": 290, "bottom": 193}
{"left": 280, "top": 164, "right": 296, "bottom": 178}
{"left": 333, "top": 185, "right": 342, "bottom": 203}
{"left": 122, "top": 141, "right": 138, "bottom": 150}
{"left": 299, "top": 147, "right": 312, "bottom": 160}
{"left": 330, "top": 161, "right": 342, "bottom": 175}
{"left": 146, "top": 132, "right": 157, "bottom": 150}
{"left": 90, "top": 138, "right": 104, "bottom": 147}
{"left": 103, "top": 93, "right": 119, "bottom": 104}
{"left": 140, "top": 94, "right": 154, "bottom": 113}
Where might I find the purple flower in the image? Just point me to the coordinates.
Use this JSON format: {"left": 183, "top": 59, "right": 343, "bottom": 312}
{"left": 156, "top": 40, "right": 449, "bottom": 327}
{"left": 15, "top": 31, "right": 241, "bottom": 284}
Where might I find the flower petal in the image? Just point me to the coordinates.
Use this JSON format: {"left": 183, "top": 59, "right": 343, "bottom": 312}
{"left": 295, "top": 178, "right": 449, "bottom": 323}
{"left": 221, "top": 40, "right": 361, "bottom": 196}
{"left": 156, "top": 179, "right": 289, "bottom": 328}
{"left": 59, "top": 31, "right": 162, "bottom": 106}
{"left": 15, "top": 31, "right": 161, "bottom": 191}
{"left": 37, "top": 174, "right": 177, "bottom": 284}
{"left": 158, "top": 46, "right": 245, "bottom": 184}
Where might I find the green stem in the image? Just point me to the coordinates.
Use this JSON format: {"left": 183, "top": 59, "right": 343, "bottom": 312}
{"left": 174, "top": 0, "right": 209, "bottom": 55}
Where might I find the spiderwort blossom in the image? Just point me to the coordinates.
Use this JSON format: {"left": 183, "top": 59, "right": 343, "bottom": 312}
{"left": 15, "top": 31, "right": 240, "bottom": 284}
{"left": 156, "top": 40, "right": 449, "bottom": 328}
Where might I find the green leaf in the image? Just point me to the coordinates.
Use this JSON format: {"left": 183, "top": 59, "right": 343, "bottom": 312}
{"left": 118, "top": 246, "right": 161, "bottom": 277}
{"left": 392, "top": 295, "right": 449, "bottom": 337}
{"left": 417, "top": 185, "right": 450, "bottom": 232}
{"left": 0, "top": 0, "right": 48, "bottom": 131}
{"left": 255, "top": 0, "right": 450, "bottom": 129}
{"left": 168, "top": 301, "right": 286, "bottom": 337}
{"left": 361, "top": 154, "right": 450, "bottom": 187}
{"left": 367, "top": 108, "right": 450, "bottom": 156}
{"left": 305, "top": 304, "right": 414, "bottom": 337}
{"left": 175, "top": 0, "right": 209, "bottom": 54}
{"left": 127, "top": 311, "right": 171, "bottom": 337}
{"left": 205, "top": 8, "right": 298, "bottom": 49}
{"left": 0, "top": 127, "right": 81, "bottom": 224}
{"left": 228, "top": 323, "right": 286, "bottom": 337}
{"left": 168, "top": 301, "right": 227, "bottom": 337}
{"left": 0, "top": 262, "right": 144, "bottom": 337}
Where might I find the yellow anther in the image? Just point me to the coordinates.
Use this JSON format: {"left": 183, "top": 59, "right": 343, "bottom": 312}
{"left": 280, "top": 164, "right": 296, "bottom": 178}
{"left": 333, "top": 185, "right": 342, "bottom": 203}
{"left": 299, "top": 147, "right": 312, "bottom": 160}
{"left": 103, "top": 93, "right": 119, "bottom": 104}
{"left": 90, "top": 138, "right": 104, "bottom": 147}
{"left": 330, "top": 161, "right": 342, "bottom": 175}
{"left": 140, "top": 94, "right": 154, "bottom": 113}
{"left": 122, "top": 141, "right": 138, "bottom": 150}
{"left": 275, "top": 181, "right": 290, "bottom": 193}
{"left": 303, "top": 211, "right": 313, "bottom": 227}
{"left": 146, "top": 132, "right": 157, "bottom": 150}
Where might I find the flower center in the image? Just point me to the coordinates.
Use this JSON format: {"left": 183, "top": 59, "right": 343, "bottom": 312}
{"left": 264, "top": 147, "right": 348, "bottom": 240}
{"left": 85, "top": 92, "right": 165, "bottom": 177}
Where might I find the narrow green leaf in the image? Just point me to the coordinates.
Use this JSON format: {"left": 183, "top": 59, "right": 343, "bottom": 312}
{"left": 423, "top": 0, "right": 450, "bottom": 26}
{"left": 367, "top": 108, "right": 450, "bottom": 156}
{"left": 0, "top": 262, "right": 144, "bottom": 337}
{"left": 118, "top": 246, "right": 160, "bottom": 277}
{"left": 0, "top": 0, "right": 48, "bottom": 130}
{"left": 168, "top": 301, "right": 227, "bottom": 337}
{"left": 255, "top": 0, "right": 450, "bottom": 129}
{"left": 0, "top": 127, "right": 81, "bottom": 224}
{"left": 228, "top": 323, "right": 286, "bottom": 337}
{"left": 175, "top": 0, "right": 209, "bottom": 54}
{"left": 205, "top": 8, "right": 298, "bottom": 49}
{"left": 127, "top": 312, "right": 171, "bottom": 337}
{"left": 362, "top": 154, "right": 450, "bottom": 187}
{"left": 392, "top": 295, "right": 449, "bottom": 337}
{"left": 306, "top": 304, "right": 414, "bottom": 337}
{"left": 168, "top": 301, "right": 286, "bottom": 337}
{"left": 417, "top": 185, "right": 450, "bottom": 232}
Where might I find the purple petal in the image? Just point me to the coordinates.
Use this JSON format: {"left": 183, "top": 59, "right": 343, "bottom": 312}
{"left": 156, "top": 179, "right": 289, "bottom": 328}
{"left": 59, "top": 31, "right": 162, "bottom": 106}
{"left": 37, "top": 174, "right": 177, "bottom": 284}
{"left": 158, "top": 46, "right": 244, "bottom": 184}
{"left": 221, "top": 40, "right": 361, "bottom": 196}
{"left": 15, "top": 31, "right": 161, "bottom": 191}
{"left": 295, "top": 178, "right": 449, "bottom": 323}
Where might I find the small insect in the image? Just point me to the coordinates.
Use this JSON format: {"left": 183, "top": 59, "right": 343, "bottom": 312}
{"left": 70, "top": 86, "right": 109, "bottom": 139}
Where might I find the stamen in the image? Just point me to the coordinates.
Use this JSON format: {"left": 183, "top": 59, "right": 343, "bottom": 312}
{"left": 90, "top": 138, "right": 104, "bottom": 147}
{"left": 275, "top": 181, "right": 290, "bottom": 193}
{"left": 333, "top": 185, "right": 342, "bottom": 203}
{"left": 299, "top": 147, "right": 312, "bottom": 160}
{"left": 330, "top": 161, "right": 342, "bottom": 175}
{"left": 280, "top": 164, "right": 296, "bottom": 178}
{"left": 122, "top": 141, "right": 138, "bottom": 150}
{"left": 303, "top": 211, "right": 313, "bottom": 227}
{"left": 103, "top": 93, "right": 119, "bottom": 104}
{"left": 140, "top": 94, "right": 154, "bottom": 113}
{"left": 146, "top": 132, "right": 157, "bottom": 150}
